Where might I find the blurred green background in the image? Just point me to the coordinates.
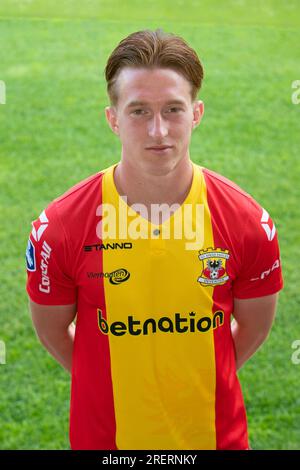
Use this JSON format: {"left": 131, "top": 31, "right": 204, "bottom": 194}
{"left": 0, "top": 0, "right": 300, "bottom": 450}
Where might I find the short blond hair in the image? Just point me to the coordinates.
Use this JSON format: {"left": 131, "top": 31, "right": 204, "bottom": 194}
{"left": 105, "top": 29, "right": 204, "bottom": 105}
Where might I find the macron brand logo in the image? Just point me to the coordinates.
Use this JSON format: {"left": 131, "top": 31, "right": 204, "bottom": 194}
{"left": 31, "top": 210, "right": 49, "bottom": 242}
{"left": 261, "top": 208, "right": 276, "bottom": 241}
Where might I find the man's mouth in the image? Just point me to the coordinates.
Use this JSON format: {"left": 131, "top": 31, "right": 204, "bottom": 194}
{"left": 146, "top": 145, "right": 173, "bottom": 152}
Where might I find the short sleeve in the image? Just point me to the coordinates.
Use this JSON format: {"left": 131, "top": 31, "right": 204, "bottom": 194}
{"left": 232, "top": 201, "right": 284, "bottom": 299}
{"left": 26, "top": 202, "right": 77, "bottom": 305}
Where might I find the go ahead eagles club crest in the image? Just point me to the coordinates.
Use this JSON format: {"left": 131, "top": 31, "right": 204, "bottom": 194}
{"left": 197, "top": 248, "right": 230, "bottom": 286}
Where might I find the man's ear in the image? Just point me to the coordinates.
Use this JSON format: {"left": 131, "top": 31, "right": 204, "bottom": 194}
{"left": 192, "top": 100, "right": 204, "bottom": 130}
{"left": 105, "top": 106, "right": 119, "bottom": 136}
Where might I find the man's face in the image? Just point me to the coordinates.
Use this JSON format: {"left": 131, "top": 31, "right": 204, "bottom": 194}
{"left": 105, "top": 67, "right": 204, "bottom": 175}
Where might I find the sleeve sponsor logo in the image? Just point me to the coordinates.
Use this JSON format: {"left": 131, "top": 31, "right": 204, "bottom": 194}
{"left": 31, "top": 210, "right": 49, "bottom": 242}
{"left": 261, "top": 208, "right": 276, "bottom": 241}
{"left": 39, "top": 240, "right": 52, "bottom": 293}
{"left": 26, "top": 239, "right": 36, "bottom": 272}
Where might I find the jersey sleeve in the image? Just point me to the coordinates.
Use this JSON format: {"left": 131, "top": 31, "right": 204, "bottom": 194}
{"left": 232, "top": 201, "right": 284, "bottom": 299}
{"left": 26, "top": 201, "right": 77, "bottom": 305}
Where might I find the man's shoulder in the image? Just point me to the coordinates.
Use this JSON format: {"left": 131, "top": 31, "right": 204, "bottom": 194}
{"left": 40, "top": 165, "right": 113, "bottom": 233}
{"left": 200, "top": 165, "right": 262, "bottom": 212}
{"left": 201, "top": 166, "right": 252, "bottom": 201}
{"left": 53, "top": 169, "right": 105, "bottom": 207}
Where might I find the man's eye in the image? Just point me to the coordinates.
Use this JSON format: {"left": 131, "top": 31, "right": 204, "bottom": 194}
{"left": 167, "top": 107, "right": 182, "bottom": 113}
{"left": 132, "top": 109, "right": 146, "bottom": 115}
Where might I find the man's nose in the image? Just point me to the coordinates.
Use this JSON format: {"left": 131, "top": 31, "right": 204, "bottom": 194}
{"left": 148, "top": 113, "right": 168, "bottom": 139}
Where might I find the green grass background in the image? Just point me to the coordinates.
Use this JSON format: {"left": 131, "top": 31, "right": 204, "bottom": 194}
{"left": 0, "top": 0, "right": 300, "bottom": 450}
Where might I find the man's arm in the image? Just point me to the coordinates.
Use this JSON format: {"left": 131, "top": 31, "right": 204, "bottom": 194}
{"left": 29, "top": 299, "right": 77, "bottom": 374}
{"left": 231, "top": 293, "right": 279, "bottom": 371}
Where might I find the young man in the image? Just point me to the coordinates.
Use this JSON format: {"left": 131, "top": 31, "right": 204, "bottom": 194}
{"left": 26, "top": 29, "right": 283, "bottom": 450}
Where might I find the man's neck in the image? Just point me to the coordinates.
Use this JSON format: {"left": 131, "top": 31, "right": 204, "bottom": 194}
{"left": 113, "top": 157, "right": 194, "bottom": 224}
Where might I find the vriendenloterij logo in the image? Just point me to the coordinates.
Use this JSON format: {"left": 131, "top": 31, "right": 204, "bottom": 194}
{"left": 97, "top": 309, "right": 224, "bottom": 336}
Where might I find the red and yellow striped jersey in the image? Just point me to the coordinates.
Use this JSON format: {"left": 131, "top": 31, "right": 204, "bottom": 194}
{"left": 26, "top": 161, "right": 283, "bottom": 450}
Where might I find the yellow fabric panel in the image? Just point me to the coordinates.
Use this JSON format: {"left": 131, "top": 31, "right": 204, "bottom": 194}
{"left": 101, "top": 162, "right": 217, "bottom": 449}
